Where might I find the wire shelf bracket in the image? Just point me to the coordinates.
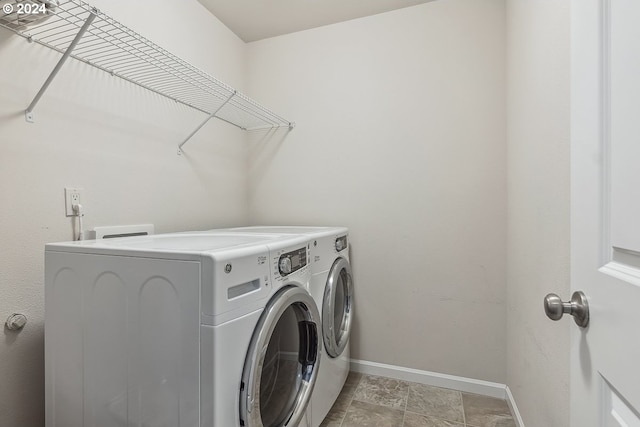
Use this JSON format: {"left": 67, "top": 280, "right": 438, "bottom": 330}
{"left": 0, "top": 0, "right": 295, "bottom": 150}
{"left": 177, "top": 90, "right": 236, "bottom": 156}
{"left": 24, "top": 8, "right": 96, "bottom": 123}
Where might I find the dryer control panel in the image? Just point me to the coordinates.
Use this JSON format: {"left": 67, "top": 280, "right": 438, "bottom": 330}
{"left": 278, "top": 247, "right": 307, "bottom": 276}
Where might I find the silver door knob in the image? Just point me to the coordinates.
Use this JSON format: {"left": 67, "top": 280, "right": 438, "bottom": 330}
{"left": 544, "top": 291, "right": 589, "bottom": 328}
{"left": 5, "top": 313, "right": 27, "bottom": 331}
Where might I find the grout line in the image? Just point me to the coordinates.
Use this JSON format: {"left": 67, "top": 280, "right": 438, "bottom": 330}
{"left": 401, "top": 379, "right": 410, "bottom": 427}
{"left": 460, "top": 390, "right": 467, "bottom": 426}
{"left": 338, "top": 373, "right": 364, "bottom": 427}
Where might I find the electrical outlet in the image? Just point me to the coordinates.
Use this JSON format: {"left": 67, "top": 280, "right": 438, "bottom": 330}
{"left": 64, "top": 187, "right": 83, "bottom": 217}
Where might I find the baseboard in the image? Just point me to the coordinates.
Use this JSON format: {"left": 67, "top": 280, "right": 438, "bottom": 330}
{"left": 506, "top": 386, "right": 526, "bottom": 427}
{"left": 349, "top": 359, "right": 507, "bottom": 399}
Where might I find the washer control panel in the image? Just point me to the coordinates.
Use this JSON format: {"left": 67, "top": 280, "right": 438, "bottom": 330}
{"left": 278, "top": 247, "right": 307, "bottom": 276}
{"left": 335, "top": 235, "right": 348, "bottom": 252}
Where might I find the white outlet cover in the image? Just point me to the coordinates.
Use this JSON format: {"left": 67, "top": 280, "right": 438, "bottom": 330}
{"left": 64, "top": 187, "right": 83, "bottom": 217}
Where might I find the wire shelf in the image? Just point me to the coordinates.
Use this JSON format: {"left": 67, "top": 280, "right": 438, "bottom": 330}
{"left": 0, "top": 0, "right": 293, "bottom": 148}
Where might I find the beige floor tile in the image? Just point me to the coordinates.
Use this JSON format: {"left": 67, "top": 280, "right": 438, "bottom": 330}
{"left": 403, "top": 411, "right": 465, "bottom": 427}
{"left": 320, "top": 372, "right": 363, "bottom": 426}
{"left": 466, "top": 417, "right": 517, "bottom": 427}
{"left": 462, "top": 393, "right": 516, "bottom": 427}
{"left": 320, "top": 387, "right": 353, "bottom": 426}
{"left": 352, "top": 375, "right": 410, "bottom": 409}
{"left": 406, "top": 384, "right": 464, "bottom": 423}
{"left": 341, "top": 400, "right": 404, "bottom": 427}
{"left": 319, "top": 412, "right": 345, "bottom": 427}
{"left": 342, "top": 371, "right": 363, "bottom": 393}
{"left": 319, "top": 373, "right": 516, "bottom": 427}
{"left": 338, "top": 371, "right": 363, "bottom": 402}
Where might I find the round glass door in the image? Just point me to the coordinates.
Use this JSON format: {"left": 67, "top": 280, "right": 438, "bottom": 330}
{"left": 240, "top": 286, "right": 320, "bottom": 427}
{"left": 322, "top": 257, "right": 354, "bottom": 358}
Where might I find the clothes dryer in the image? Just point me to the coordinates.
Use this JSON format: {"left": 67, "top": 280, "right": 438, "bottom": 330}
{"left": 222, "top": 226, "right": 354, "bottom": 427}
{"left": 44, "top": 232, "right": 321, "bottom": 427}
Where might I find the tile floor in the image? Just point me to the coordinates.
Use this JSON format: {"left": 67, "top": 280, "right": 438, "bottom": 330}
{"left": 320, "top": 372, "right": 516, "bottom": 427}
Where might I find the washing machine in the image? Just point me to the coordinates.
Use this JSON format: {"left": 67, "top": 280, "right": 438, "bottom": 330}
{"left": 221, "top": 226, "right": 354, "bottom": 427}
{"left": 44, "top": 232, "right": 321, "bottom": 427}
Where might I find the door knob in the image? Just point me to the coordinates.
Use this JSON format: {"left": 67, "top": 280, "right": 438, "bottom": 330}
{"left": 544, "top": 291, "right": 589, "bottom": 328}
{"left": 5, "top": 313, "right": 27, "bottom": 331}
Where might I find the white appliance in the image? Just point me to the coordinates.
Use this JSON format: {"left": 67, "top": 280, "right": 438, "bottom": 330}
{"left": 223, "top": 226, "right": 354, "bottom": 427}
{"left": 44, "top": 232, "right": 321, "bottom": 427}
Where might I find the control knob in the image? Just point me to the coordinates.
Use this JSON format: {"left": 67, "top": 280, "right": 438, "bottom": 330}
{"left": 279, "top": 256, "right": 292, "bottom": 275}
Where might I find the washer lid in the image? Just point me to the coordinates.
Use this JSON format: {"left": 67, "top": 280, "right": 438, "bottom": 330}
{"left": 100, "top": 233, "right": 280, "bottom": 251}
{"left": 226, "top": 226, "right": 332, "bottom": 235}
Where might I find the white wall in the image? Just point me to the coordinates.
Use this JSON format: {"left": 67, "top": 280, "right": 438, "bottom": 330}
{"left": 246, "top": 0, "right": 507, "bottom": 383}
{"left": 505, "top": 1, "right": 571, "bottom": 426}
{"left": 0, "top": 1, "right": 574, "bottom": 425}
{"left": 0, "top": 1, "right": 247, "bottom": 425}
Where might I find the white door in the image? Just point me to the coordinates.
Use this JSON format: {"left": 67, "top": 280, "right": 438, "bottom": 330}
{"left": 571, "top": 0, "right": 640, "bottom": 425}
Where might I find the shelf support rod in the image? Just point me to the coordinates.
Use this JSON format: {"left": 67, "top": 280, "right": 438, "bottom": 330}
{"left": 177, "top": 90, "right": 236, "bottom": 154}
{"left": 25, "top": 10, "right": 97, "bottom": 123}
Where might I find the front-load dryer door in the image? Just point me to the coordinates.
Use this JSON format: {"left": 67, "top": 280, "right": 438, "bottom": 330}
{"left": 240, "top": 285, "right": 320, "bottom": 427}
{"left": 322, "top": 257, "right": 354, "bottom": 358}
